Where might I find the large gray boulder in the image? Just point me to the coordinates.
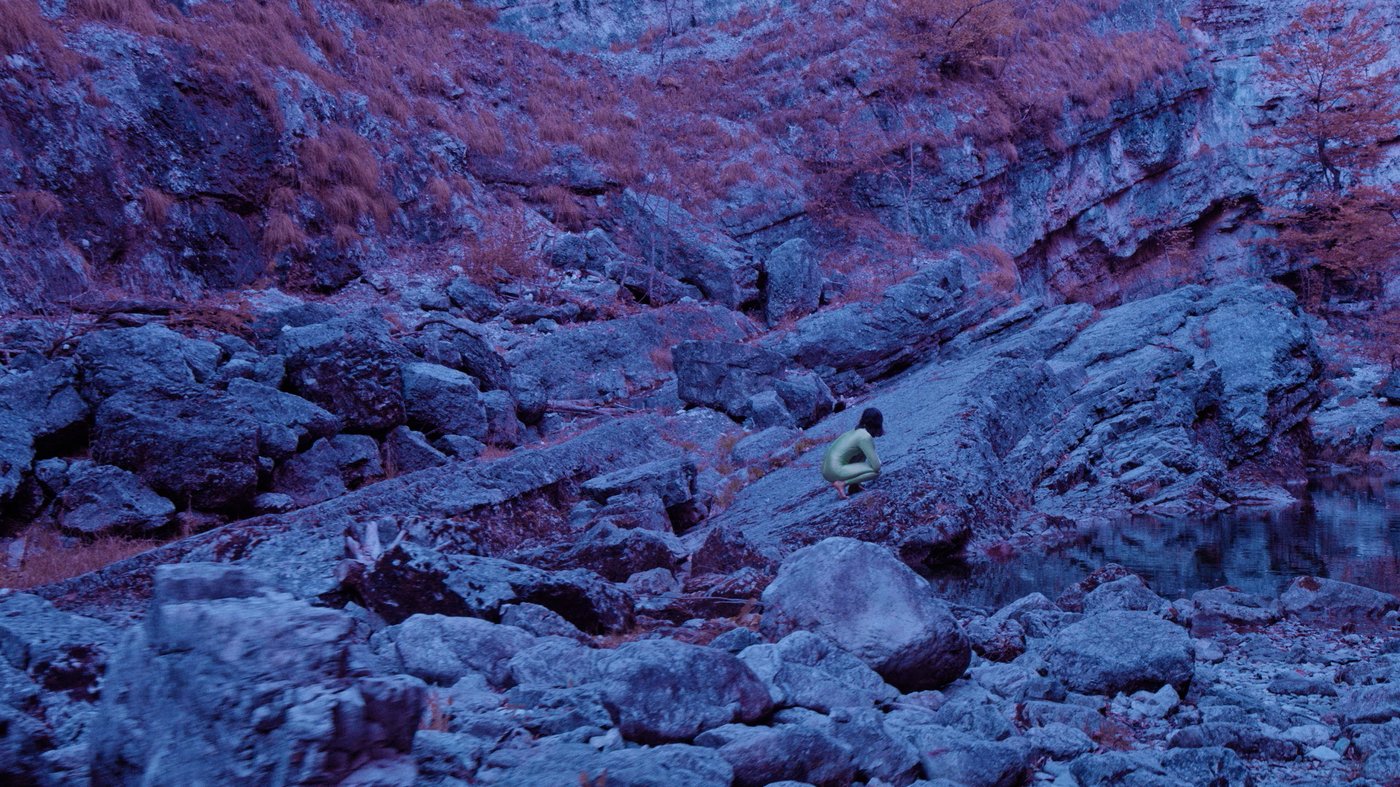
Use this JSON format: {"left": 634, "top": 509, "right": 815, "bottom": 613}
{"left": 1045, "top": 611, "right": 1193, "bottom": 695}
{"left": 55, "top": 463, "right": 175, "bottom": 535}
{"left": 401, "top": 362, "right": 488, "bottom": 440}
{"left": 73, "top": 325, "right": 221, "bottom": 401}
{"left": 278, "top": 315, "right": 408, "bottom": 433}
{"left": 594, "top": 639, "right": 773, "bottom": 743}
{"left": 402, "top": 317, "right": 511, "bottom": 392}
{"left": 764, "top": 238, "right": 822, "bottom": 326}
{"left": 674, "top": 340, "right": 786, "bottom": 418}
{"left": 0, "top": 358, "right": 89, "bottom": 446}
{"left": 91, "top": 564, "right": 425, "bottom": 786}
{"left": 223, "top": 378, "right": 340, "bottom": 460}
{"left": 760, "top": 537, "right": 970, "bottom": 691}
{"left": 91, "top": 386, "right": 260, "bottom": 510}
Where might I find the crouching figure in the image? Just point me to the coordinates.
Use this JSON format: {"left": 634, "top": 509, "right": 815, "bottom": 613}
{"left": 821, "top": 407, "right": 883, "bottom": 499}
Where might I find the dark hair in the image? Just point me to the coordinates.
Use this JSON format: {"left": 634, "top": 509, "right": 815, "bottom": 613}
{"left": 858, "top": 407, "right": 884, "bottom": 437}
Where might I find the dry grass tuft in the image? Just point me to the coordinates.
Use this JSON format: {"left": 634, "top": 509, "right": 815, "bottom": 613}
{"left": 0, "top": 527, "right": 162, "bottom": 589}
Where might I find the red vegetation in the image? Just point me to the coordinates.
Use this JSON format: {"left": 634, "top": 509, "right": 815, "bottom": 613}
{"left": 1250, "top": 0, "right": 1400, "bottom": 298}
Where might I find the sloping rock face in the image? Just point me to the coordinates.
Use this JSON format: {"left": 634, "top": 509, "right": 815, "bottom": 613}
{"left": 694, "top": 281, "right": 1320, "bottom": 563}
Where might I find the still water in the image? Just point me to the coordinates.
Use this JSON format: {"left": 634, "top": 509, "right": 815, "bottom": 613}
{"left": 925, "top": 474, "right": 1400, "bottom": 609}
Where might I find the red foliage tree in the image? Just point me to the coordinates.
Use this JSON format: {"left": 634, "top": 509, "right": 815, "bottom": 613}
{"left": 1251, "top": 0, "right": 1400, "bottom": 296}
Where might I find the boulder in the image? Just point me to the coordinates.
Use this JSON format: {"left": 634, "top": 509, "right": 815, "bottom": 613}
{"left": 1046, "top": 611, "right": 1193, "bottom": 695}
{"left": 899, "top": 723, "right": 1034, "bottom": 787}
{"left": 764, "top": 238, "right": 822, "bottom": 326}
{"left": 91, "top": 386, "right": 260, "bottom": 510}
{"left": 673, "top": 340, "right": 786, "bottom": 418}
{"left": 403, "top": 317, "right": 512, "bottom": 392}
{"left": 0, "top": 359, "right": 89, "bottom": 448}
{"left": 358, "top": 542, "right": 634, "bottom": 633}
{"left": 445, "top": 277, "right": 503, "bottom": 321}
{"left": 223, "top": 378, "right": 340, "bottom": 460}
{"left": 90, "top": 565, "right": 425, "bottom": 785}
{"left": 373, "top": 614, "right": 536, "bottom": 688}
{"left": 382, "top": 426, "right": 449, "bottom": 474}
{"left": 693, "top": 723, "right": 856, "bottom": 787}
{"left": 618, "top": 188, "right": 759, "bottom": 308}
{"left": 1188, "top": 587, "right": 1278, "bottom": 631}
{"left": 55, "top": 463, "right": 175, "bottom": 535}
{"left": 278, "top": 315, "right": 408, "bottom": 432}
{"left": 760, "top": 537, "right": 970, "bottom": 692}
{"left": 520, "top": 522, "right": 686, "bottom": 582}
{"left": 401, "top": 362, "right": 488, "bottom": 440}
{"left": 272, "top": 435, "right": 384, "bottom": 507}
{"left": 1081, "top": 575, "right": 1169, "bottom": 615}
{"left": 595, "top": 639, "right": 772, "bottom": 743}
{"left": 1278, "top": 576, "right": 1399, "bottom": 627}
{"left": 581, "top": 457, "right": 696, "bottom": 509}
{"left": 738, "top": 630, "right": 900, "bottom": 712}
{"left": 72, "top": 325, "right": 221, "bottom": 401}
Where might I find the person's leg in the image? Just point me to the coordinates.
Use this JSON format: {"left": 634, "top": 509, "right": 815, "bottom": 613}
{"left": 834, "top": 465, "right": 877, "bottom": 498}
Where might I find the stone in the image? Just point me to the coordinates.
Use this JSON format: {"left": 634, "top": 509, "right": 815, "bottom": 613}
{"left": 278, "top": 315, "right": 408, "bottom": 433}
{"left": 90, "top": 583, "right": 425, "bottom": 786}
{"left": 1068, "top": 751, "right": 1171, "bottom": 786}
{"left": 1364, "top": 747, "right": 1400, "bottom": 783}
{"left": 413, "top": 730, "right": 491, "bottom": 784}
{"left": 738, "top": 630, "right": 900, "bottom": 712}
{"left": 401, "top": 362, "right": 488, "bottom": 441}
{"left": 693, "top": 723, "right": 856, "bottom": 787}
{"left": 965, "top": 614, "right": 1027, "bottom": 662}
{"left": 1045, "top": 611, "right": 1193, "bottom": 695}
{"left": 499, "top": 603, "right": 588, "bottom": 641}
{"left": 0, "top": 592, "right": 114, "bottom": 703}
{"left": 359, "top": 542, "right": 634, "bottom": 633}
{"left": 382, "top": 425, "right": 450, "bottom": 474}
{"left": 73, "top": 325, "right": 221, "bottom": 401}
{"left": 91, "top": 386, "right": 260, "bottom": 510}
{"left": 1026, "top": 722, "right": 1097, "bottom": 760}
{"left": 54, "top": 463, "right": 174, "bottom": 535}
{"left": 1341, "top": 683, "right": 1400, "bottom": 725}
{"left": 1188, "top": 587, "right": 1279, "bottom": 631}
{"left": 446, "top": 277, "right": 503, "bottom": 321}
{"left": 491, "top": 742, "right": 733, "bottom": 787}
{"left": 773, "top": 372, "right": 835, "bottom": 428}
{"left": 582, "top": 457, "right": 695, "bottom": 511}
{"left": 273, "top": 435, "right": 384, "bottom": 507}
{"left": 673, "top": 340, "right": 787, "bottom": 418}
{"left": 618, "top": 188, "right": 759, "bottom": 308}
{"left": 1278, "top": 576, "right": 1399, "bottom": 627}
{"left": 1081, "top": 575, "right": 1169, "bottom": 615}
{"left": 760, "top": 537, "right": 970, "bottom": 692}
{"left": 522, "top": 521, "right": 686, "bottom": 582}
{"left": 224, "top": 378, "right": 341, "bottom": 460}
{"left": 827, "top": 707, "right": 922, "bottom": 784}
{"left": 595, "top": 639, "right": 772, "bottom": 743}
{"left": 764, "top": 238, "right": 822, "bottom": 326}
{"left": 374, "top": 614, "right": 536, "bottom": 688}
{"left": 730, "top": 427, "right": 801, "bottom": 467}
{"left": 901, "top": 723, "right": 1034, "bottom": 787}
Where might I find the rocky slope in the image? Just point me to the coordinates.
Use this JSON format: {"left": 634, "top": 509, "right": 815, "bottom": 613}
{"left": 2, "top": 0, "right": 1400, "bottom": 783}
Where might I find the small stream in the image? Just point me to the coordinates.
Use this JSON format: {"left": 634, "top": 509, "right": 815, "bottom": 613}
{"left": 925, "top": 474, "right": 1400, "bottom": 609}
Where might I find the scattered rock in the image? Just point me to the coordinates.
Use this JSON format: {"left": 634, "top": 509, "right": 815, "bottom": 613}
{"left": 1279, "top": 576, "right": 1399, "bottom": 627}
{"left": 738, "top": 630, "right": 900, "bottom": 712}
{"left": 694, "top": 722, "right": 856, "bottom": 787}
{"left": 401, "top": 362, "right": 488, "bottom": 441}
{"left": 278, "top": 315, "right": 409, "bottom": 432}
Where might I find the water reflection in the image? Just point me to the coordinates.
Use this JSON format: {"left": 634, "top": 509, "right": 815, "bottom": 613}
{"left": 925, "top": 475, "right": 1400, "bottom": 609}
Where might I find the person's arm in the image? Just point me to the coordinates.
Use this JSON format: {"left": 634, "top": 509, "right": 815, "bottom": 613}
{"left": 859, "top": 431, "right": 881, "bottom": 473}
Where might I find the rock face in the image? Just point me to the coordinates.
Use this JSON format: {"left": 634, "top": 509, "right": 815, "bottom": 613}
{"left": 695, "top": 282, "right": 1321, "bottom": 562}
{"left": 91, "top": 564, "right": 425, "bottom": 786}
{"left": 760, "top": 538, "right": 970, "bottom": 691}
{"left": 673, "top": 340, "right": 834, "bottom": 427}
{"left": 1045, "top": 611, "right": 1194, "bottom": 695}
